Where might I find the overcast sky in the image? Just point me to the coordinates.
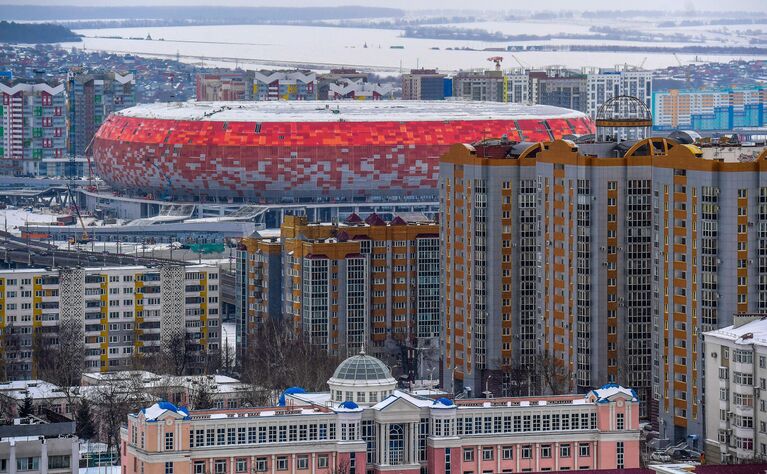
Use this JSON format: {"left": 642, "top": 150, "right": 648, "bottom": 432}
{"left": 2, "top": 0, "right": 764, "bottom": 10}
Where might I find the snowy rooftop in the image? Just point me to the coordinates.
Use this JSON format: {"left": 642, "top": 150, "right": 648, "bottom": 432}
{"left": 704, "top": 316, "right": 767, "bottom": 346}
{"left": 115, "top": 100, "right": 586, "bottom": 123}
{"left": 0, "top": 380, "right": 68, "bottom": 400}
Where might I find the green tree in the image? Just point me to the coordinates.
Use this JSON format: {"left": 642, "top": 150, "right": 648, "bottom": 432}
{"left": 75, "top": 398, "right": 96, "bottom": 441}
{"left": 18, "top": 393, "right": 33, "bottom": 418}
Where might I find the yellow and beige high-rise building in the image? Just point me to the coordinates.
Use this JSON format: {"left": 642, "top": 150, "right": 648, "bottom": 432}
{"left": 440, "top": 132, "right": 767, "bottom": 445}
{"left": 236, "top": 214, "right": 440, "bottom": 372}
{"left": 0, "top": 264, "right": 221, "bottom": 379}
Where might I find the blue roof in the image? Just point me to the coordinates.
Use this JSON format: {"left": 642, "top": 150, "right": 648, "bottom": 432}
{"left": 278, "top": 387, "right": 306, "bottom": 406}
{"left": 339, "top": 401, "right": 359, "bottom": 410}
{"left": 141, "top": 401, "right": 190, "bottom": 421}
{"left": 433, "top": 397, "right": 454, "bottom": 407}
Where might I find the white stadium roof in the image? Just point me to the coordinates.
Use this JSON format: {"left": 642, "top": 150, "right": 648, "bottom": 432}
{"left": 115, "top": 100, "right": 587, "bottom": 123}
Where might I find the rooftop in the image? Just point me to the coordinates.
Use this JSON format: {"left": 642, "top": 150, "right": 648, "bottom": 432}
{"left": 704, "top": 316, "right": 767, "bottom": 346}
{"left": 114, "top": 100, "right": 586, "bottom": 123}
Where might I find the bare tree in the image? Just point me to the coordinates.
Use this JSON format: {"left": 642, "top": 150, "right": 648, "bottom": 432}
{"left": 239, "top": 319, "right": 340, "bottom": 406}
{"left": 36, "top": 323, "right": 85, "bottom": 419}
{"left": 536, "top": 351, "right": 575, "bottom": 395}
{"left": 88, "top": 372, "right": 151, "bottom": 464}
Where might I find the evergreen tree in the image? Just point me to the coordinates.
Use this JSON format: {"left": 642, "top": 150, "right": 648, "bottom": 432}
{"left": 18, "top": 394, "right": 33, "bottom": 418}
{"left": 75, "top": 398, "right": 96, "bottom": 441}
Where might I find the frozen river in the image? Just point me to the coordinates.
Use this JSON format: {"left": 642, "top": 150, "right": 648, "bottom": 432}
{"left": 60, "top": 21, "right": 767, "bottom": 74}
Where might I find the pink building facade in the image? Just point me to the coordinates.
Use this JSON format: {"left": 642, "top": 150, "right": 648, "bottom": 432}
{"left": 121, "top": 355, "right": 640, "bottom": 474}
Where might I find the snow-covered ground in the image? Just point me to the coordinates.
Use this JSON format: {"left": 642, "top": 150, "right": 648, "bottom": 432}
{"left": 0, "top": 208, "right": 60, "bottom": 233}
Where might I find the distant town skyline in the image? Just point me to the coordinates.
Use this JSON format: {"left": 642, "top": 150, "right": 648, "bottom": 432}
{"left": 2, "top": 0, "right": 765, "bottom": 11}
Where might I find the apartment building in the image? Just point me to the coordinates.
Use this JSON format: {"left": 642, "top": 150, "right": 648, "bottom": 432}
{"left": 704, "top": 315, "right": 767, "bottom": 464}
{"left": 586, "top": 69, "right": 653, "bottom": 118}
{"left": 252, "top": 70, "right": 317, "bottom": 101}
{"left": 440, "top": 137, "right": 653, "bottom": 410}
{"left": 0, "top": 80, "right": 66, "bottom": 176}
{"left": 0, "top": 265, "right": 220, "bottom": 379}
{"left": 451, "top": 70, "right": 508, "bottom": 102}
{"left": 195, "top": 72, "right": 252, "bottom": 101}
{"left": 327, "top": 80, "right": 393, "bottom": 100}
{"left": 401, "top": 69, "right": 446, "bottom": 101}
{"left": 236, "top": 214, "right": 440, "bottom": 371}
{"left": 67, "top": 71, "right": 136, "bottom": 160}
{"left": 652, "top": 141, "right": 767, "bottom": 446}
{"left": 317, "top": 69, "right": 369, "bottom": 100}
{"left": 652, "top": 86, "right": 766, "bottom": 131}
{"left": 440, "top": 133, "right": 767, "bottom": 437}
{"left": 121, "top": 352, "right": 640, "bottom": 474}
{"left": 529, "top": 70, "right": 588, "bottom": 113}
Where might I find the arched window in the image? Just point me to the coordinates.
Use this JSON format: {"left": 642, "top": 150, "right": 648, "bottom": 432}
{"left": 389, "top": 424, "right": 404, "bottom": 465}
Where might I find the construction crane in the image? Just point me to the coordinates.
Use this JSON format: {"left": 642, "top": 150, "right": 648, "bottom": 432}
{"left": 66, "top": 182, "right": 91, "bottom": 245}
{"left": 487, "top": 56, "right": 504, "bottom": 71}
{"left": 510, "top": 54, "right": 529, "bottom": 70}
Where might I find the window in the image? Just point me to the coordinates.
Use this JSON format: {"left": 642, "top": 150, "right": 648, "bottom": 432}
{"left": 16, "top": 458, "right": 40, "bottom": 471}
{"left": 579, "top": 443, "right": 590, "bottom": 457}
{"left": 297, "top": 456, "right": 308, "bottom": 470}
{"left": 560, "top": 444, "right": 571, "bottom": 457}
{"left": 463, "top": 448, "right": 474, "bottom": 462}
{"left": 617, "top": 442, "right": 624, "bottom": 469}
{"left": 194, "top": 462, "right": 205, "bottom": 474}
{"left": 165, "top": 462, "right": 173, "bottom": 474}
{"left": 522, "top": 446, "right": 532, "bottom": 459}
{"left": 502, "top": 446, "right": 513, "bottom": 460}
{"left": 165, "top": 432, "right": 174, "bottom": 450}
{"left": 541, "top": 445, "right": 551, "bottom": 458}
{"left": 214, "top": 461, "right": 226, "bottom": 474}
{"left": 276, "top": 457, "right": 288, "bottom": 471}
{"left": 616, "top": 413, "right": 624, "bottom": 430}
{"left": 482, "top": 447, "right": 493, "bottom": 460}
{"left": 48, "top": 456, "right": 70, "bottom": 469}
{"left": 255, "top": 459, "right": 267, "bottom": 472}
{"left": 318, "top": 456, "right": 328, "bottom": 469}
{"left": 236, "top": 459, "right": 247, "bottom": 472}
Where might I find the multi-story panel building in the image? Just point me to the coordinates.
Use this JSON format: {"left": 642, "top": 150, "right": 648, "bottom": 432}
{"left": 703, "top": 315, "right": 767, "bottom": 464}
{"left": 236, "top": 214, "right": 440, "bottom": 373}
{"left": 506, "top": 72, "right": 530, "bottom": 104}
{"left": 195, "top": 72, "right": 252, "bottom": 102}
{"left": 67, "top": 71, "right": 136, "bottom": 164}
{"left": 317, "top": 69, "right": 369, "bottom": 100}
{"left": 327, "top": 80, "right": 393, "bottom": 100}
{"left": 440, "top": 138, "right": 653, "bottom": 411}
{"left": 401, "top": 69, "right": 446, "bottom": 101}
{"left": 652, "top": 142, "right": 767, "bottom": 446}
{"left": 0, "top": 80, "right": 66, "bottom": 176}
{"left": 252, "top": 70, "right": 317, "bottom": 101}
{"left": 529, "top": 70, "right": 588, "bottom": 113}
{"left": 586, "top": 69, "right": 653, "bottom": 118}
{"left": 0, "top": 265, "right": 220, "bottom": 379}
{"left": 442, "top": 133, "right": 767, "bottom": 443}
{"left": 451, "top": 70, "right": 508, "bottom": 102}
{"left": 652, "top": 86, "right": 766, "bottom": 131}
{"left": 122, "top": 352, "right": 640, "bottom": 474}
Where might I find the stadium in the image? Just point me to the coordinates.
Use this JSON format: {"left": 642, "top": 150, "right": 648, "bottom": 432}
{"left": 92, "top": 101, "right": 593, "bottom": 202}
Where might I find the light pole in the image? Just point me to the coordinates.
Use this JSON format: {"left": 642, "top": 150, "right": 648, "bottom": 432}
{"left": 484, "top": 374, "right": 493, "bottom": 399}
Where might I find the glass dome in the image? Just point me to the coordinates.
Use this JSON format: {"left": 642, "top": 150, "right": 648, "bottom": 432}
{"left": 333, "top": 353, "right": 391, "bottom": 381}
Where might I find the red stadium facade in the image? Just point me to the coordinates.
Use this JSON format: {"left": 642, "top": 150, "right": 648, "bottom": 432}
{"left": 92, "top": 101, "right": 594, "bottom": 201}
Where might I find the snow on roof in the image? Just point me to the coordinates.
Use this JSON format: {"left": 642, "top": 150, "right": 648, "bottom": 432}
{"left": 704, "top": 316, "right": 767, "bottom": 346}
{"left": 589, "top": 383, "right": 639, "bottom": 403}
{"left": 0, "top": 380, "right": 67, "bottom": 400}
{"left": 141, "top": 401, "right": 190, "bottom": 421}
{"left": 115, "top": 100, "right": 586, "bottom": 123}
